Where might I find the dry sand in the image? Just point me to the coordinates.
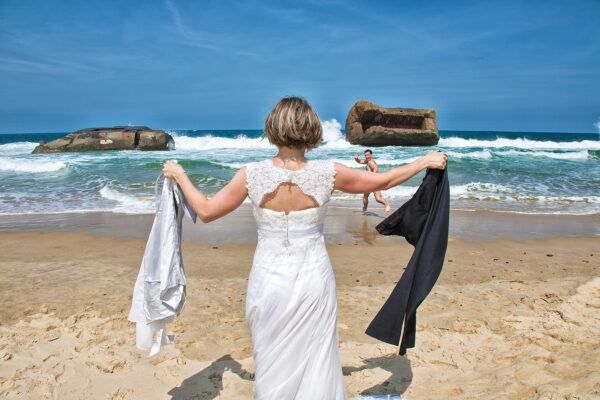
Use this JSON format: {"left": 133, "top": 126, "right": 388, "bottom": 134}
{"left": 0, "top": 231, "right": 599, "bottom": 399}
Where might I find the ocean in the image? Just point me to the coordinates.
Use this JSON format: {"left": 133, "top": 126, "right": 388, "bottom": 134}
{"left": 1, "top": 119, "right": 599, "bottom": 216}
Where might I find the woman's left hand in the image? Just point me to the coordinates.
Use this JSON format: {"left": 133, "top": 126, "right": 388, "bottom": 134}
{"left": 162, "top": 160, "right": 186, "bottom": 180}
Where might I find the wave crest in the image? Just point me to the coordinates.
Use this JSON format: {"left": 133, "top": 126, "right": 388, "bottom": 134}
{"left": 173, "top": 134, "right": 272, "bottom": 150}
{"left": 447, "top": 150, "right": 493, "bottom": 159}
{"left": 0, "top": 157, "right": 67, "bottom": 173}
{"left": 321, "top": 119, "right": 353, "bottom": 148}
{"left": 495, "top": 149, "right": 589, "bottom": 160}
{"left": 169, "top": 119, "right": 355, "bottom": 151}
{"left": 0, "top": 141, "right": 38, "bottom": 155}
{"left": 99, "top": 186, "right": 155, "bottom": 214}
{"left": 439, "top": 137, "right": 600, "bottom": 150}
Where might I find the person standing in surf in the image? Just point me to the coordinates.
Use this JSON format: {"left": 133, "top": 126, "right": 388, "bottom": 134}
{"left": 354, "top": 149, "right": 391, "bottom": 213}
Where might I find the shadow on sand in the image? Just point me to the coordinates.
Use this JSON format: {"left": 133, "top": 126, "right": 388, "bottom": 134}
{"left": 167, "top": 352, "right": 410, "bottom": 399}
{"left": 167, "top": 354, "right": 253, "bottom": 400}
{"left": 168, "top": 354, "right": 411, "bottom": 399}
{"left": 343, "top": 354, "right": 413, "bottom": 396}
{"left": 361, "top": 211, "right": 386, "bottom": 218}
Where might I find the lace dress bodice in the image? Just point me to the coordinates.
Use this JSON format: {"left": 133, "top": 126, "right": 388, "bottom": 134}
{"left": 245, "top": 159, "right": 335, "bottom": 231}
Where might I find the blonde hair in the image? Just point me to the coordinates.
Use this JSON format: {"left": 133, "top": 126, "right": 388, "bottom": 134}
{"left": 264, "top": 97, "right": 322, "bottom": 150}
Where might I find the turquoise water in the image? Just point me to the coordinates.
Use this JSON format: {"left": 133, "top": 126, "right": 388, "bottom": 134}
{"left": 1, "top": 120, "right": 599, "bottom": 215}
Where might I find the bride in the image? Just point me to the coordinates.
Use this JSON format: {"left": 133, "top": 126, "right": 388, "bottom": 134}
{"left": 162, "top": 97, "right": 446, "bottom": 399}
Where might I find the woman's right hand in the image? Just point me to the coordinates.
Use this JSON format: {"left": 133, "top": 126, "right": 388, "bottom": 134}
{"left": 162, "top": 160, "right": 186, "bottom": 180}
{"left": 424, "top": 151, "right": 447, "bottom": 170}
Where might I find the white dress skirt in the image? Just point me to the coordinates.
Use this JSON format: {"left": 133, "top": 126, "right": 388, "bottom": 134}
{"left": 244, "top": 160, "right": 347, "bottom": 399}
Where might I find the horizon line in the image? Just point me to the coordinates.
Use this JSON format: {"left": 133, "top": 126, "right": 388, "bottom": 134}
{"left": 1, "top": 128, "right": 598, "bottom": 136}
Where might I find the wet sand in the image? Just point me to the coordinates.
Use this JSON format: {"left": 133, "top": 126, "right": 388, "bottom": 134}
{"left": 0, "top": 216, "right": 599, "bottom": 399}
{"left": 1, "top": 206, "right": 599, "bottom": 244}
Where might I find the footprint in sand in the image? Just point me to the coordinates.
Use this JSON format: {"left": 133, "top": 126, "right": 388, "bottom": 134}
{"left": 108, "top": 388, "right": 133, "bottom": 400}
{"left": 154, "top": 367, "right": 181, "bottom": 386}
{"left": 85, "top": 358, "right": 126, "bottom": 374}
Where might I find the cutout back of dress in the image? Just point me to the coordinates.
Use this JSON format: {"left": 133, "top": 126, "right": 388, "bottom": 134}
{"left": 246, "top": 159, "right": 336, "bottom": 214}
{"left": 259, "top": 182, "right": 319, "bottom": 214}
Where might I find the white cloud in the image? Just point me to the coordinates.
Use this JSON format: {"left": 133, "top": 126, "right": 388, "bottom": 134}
{"left": 595, "top": 118, "right": 600, "bottom": 133}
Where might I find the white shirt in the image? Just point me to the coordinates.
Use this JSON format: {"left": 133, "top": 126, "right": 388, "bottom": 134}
{"left": 128, "top": 177, "right": 196, "bottom": 356}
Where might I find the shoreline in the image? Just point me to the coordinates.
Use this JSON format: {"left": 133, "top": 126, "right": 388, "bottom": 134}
{"left": 0, "top": 205, "right": 599, "bottom": 244}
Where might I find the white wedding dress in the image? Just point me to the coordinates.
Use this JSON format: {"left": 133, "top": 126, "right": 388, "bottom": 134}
{"left": 245, "top": 158, "right": 348, "bottom": 399}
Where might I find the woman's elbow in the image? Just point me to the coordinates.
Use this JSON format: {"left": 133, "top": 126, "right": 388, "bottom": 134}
{"left": 199, "top": 212, "right": 216, "bottom": 224}
{"left": 195, "top": 207, "right": 213, "bottom": 223}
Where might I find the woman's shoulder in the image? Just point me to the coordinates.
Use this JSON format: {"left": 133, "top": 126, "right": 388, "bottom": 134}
{"left": 309, "top": 159, "right": 337, "bottom": 174}
{"left": 245, "top": 159, "right": 270, "bottom": 170}
{"left": 306, "top": 160, "right": 336, "bottom": 183}
{"left": 307, "top": 159, "right": 335, "bottom": 168}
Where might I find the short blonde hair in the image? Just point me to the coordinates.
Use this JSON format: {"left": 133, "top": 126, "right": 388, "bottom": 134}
{"left": 264, "top": 97, "right": 322, "bottom": 150}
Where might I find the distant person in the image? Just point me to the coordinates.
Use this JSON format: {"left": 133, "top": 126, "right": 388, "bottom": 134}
{"left": 354, "top": 149, "right": 391, "bottom": 213}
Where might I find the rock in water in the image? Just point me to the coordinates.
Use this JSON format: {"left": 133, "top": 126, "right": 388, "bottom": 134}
{"left": 32, "top": 126, "right": 174, "bottom": 153}
{"left": 345, "top": 100, "right": 439, "bottom": 146}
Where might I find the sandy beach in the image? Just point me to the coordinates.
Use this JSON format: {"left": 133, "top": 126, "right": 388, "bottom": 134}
{"left": 0, "top": 209, "right": 598, "bottom": 399}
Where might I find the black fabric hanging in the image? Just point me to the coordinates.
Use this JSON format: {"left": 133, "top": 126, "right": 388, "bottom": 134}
{"left": 365, "top": 167, "right": 449, "bottom": 355}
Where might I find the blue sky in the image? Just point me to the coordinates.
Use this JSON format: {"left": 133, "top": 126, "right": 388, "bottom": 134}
{"left": 1, "top": 0, "right": 599, "bottom": 134}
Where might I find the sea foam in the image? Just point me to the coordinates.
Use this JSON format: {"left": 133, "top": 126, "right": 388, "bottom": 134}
{"left": 321, "top": 119, "right": 353, "bottom": 148}
{"left": 439, "top": 137, "right": 600, "bottom": 150}
{"left": 0, "top": 141, "right": 38, "bottom": 155}
{"left": 494, "top": 149, "right": 589, "bottom": 160}
{"left": 0, "top": 157, "right": 67, "bottom": 173}
{"left": 331, "top": 181, "right": 600, "bottom": 207}
{"left": 446, "top": 150, "right": 493, "bottom": 159}
{"left": 450, "top": 182, "right": 516, "bottom": 200}
{"left": 170, "top": 119, "right": 356, "bottom": 151}
{"left": 99, "top": 185, "right": 155, "bottom": 214}
{"left": 172, "top": 134, "right": 273, "bottom": 151}
{"left": 213, "top": 161, "right": 247, "bottom": 169}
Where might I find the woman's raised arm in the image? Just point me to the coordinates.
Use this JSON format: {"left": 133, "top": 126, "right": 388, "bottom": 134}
{"left": 334, "top": 151, "right": 446, "bottom": 194}
{"left": 163, "top": 161, "right": 248, "bottom": 223}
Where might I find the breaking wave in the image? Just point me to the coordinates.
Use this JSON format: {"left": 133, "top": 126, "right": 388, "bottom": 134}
{"left": 0, "top": 157, "right": 67, "bottom": 173}
{"left": 439, "top": 137, "right": 600, "bottom": 150}
{"left": 99, "top": 185, "right": 155, "bottom": 214}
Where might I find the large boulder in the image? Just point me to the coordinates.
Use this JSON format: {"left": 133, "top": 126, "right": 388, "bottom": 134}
{"left": 345, "top": 101, "right": 438, "bottom": 146}
{"left": 32, "top": 126, "right": 174, "bottom": 154}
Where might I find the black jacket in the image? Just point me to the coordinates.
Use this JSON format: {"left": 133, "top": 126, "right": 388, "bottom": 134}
{"left": 365, "top": 168, "right": 449, "bottom": 355}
